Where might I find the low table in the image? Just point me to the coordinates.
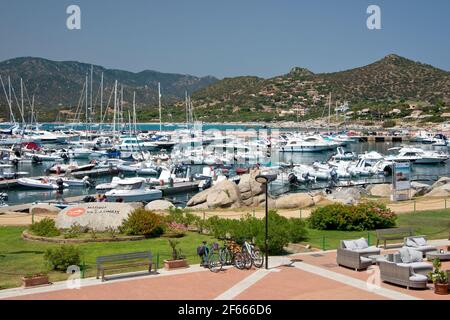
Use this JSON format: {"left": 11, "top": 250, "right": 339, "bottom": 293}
{"left": 426, "top": 251, "right": 450, "bottom": 261}
{"left": 368, "top": 254, "right": 387, "bottom": 264}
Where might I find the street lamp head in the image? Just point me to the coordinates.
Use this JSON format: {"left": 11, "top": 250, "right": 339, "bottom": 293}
{"left": 255, "top": 172, "right": 277, "bottom": 184}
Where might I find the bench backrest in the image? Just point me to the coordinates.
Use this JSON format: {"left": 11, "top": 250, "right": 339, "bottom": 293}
{"left": 376, "top": 227, "right": 413, "bottom": 238}
{"left": 96, "top": 251, "right": 152, "bottom": 265}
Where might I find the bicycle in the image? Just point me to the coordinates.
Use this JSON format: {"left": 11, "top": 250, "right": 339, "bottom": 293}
{"left": 199, "top": 242, "right": 223, "bottom": 273}
{"left": 242, "top": 240, "right": 264, "bottom": 268}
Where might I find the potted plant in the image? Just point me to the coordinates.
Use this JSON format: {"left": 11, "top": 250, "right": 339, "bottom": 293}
{"left": 164, "top": 239, "right": 189, "bottom": 270}
{"left": 22, "top": 272, "right": 50, "bottom": 288}
{"left": 429, "top": 258, "right": 449, "bottom": 295}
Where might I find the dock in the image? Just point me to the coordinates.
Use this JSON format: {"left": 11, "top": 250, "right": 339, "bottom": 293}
{"left": 354, "top": 135, "right": 410, "bottom": 143}
{"left": 156, "top": 181, "right": 200, "bottom": 196}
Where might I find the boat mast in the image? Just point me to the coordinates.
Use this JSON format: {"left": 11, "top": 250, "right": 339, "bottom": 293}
{"left": 327, "top": 92, "right": 331, "bottom": 135}
{"left": 100, "top": 72, "right": 103, "bottom": 132}
{"left": 133, "top": 91, "right": 137, "bottom": 134}
{"left": 20, "top": 78, "right": 25, "bottom": 129}
{"left": 185, "top": 91, "right": 188, "bottom": 129}
{"left": 90, "top": 65, "right": 93, "bottom": 131}
{"left": 113, "top": 80, "right": 118, "bottom": 135}
{"left": 85, "top": 74, "right": 89, "bottom": 139}
{"left": 8, "top": 76, "right": 13, "bottom": 124}
{"left": 158, "top": 82, "right": 162, "bottom": 132}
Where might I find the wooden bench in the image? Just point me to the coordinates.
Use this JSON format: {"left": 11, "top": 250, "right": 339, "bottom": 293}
{"left": 375, "top": 227, "right": 414, "bottom": 248}
{"left": 96, "top": 251, "right": 154, "bottom": 282}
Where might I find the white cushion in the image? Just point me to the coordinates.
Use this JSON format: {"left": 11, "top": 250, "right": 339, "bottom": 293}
{"left": 405, "top": 238, "right": 417, "bottom": 247}
{"left": 399, "top": 248, "right": 412, "bottom": 263}
{"left": 407, "top": 248, "right": 423, "bottom": 263}
{"left": 343, "top": 240, "right": 357, "bottom": 250}
{"left": 408, "top": 262, "right": 433, "bottom": 270}
{"left": 353, "top": 246, "right": 381, "bottom": 255}
{"left": 360, "top": 257, "right": 372, "bottom": 264}
{"left": 409, "top": 274, "right": 428, "bottom": 282}
{"left": 413, "top": 237, "right": 427, "bottom": 246}
{"left": 354, "top": 238, "right": 369, "bottom": 249}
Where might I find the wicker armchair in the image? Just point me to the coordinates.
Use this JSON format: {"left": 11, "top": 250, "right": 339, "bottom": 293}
{"left": 403, "top": 236, "right": 437, "bottom": 257}
{"left": 336, "top": 248, "right": 373, "bottom": 271}
{"left": 378, "top": 260, "right": 428, "bottom": 289}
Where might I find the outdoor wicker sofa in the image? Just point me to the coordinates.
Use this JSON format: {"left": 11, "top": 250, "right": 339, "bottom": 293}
{"left": 403, "top": 236, "right": 437, "bottom": 257}
{"left": 378, "top": 260, "right": 428, "bottom": 289}
{"left": 336, "top": 238, "right": 381, "bottom": 271}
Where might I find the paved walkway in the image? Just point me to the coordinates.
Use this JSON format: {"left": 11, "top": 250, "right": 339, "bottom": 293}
{"left": 1, "top": 240, "right": 449, "bottom": 300}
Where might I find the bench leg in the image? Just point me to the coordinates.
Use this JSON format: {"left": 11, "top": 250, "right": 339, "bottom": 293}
{"left": 96, "top": 269, "right": 99, "bottom": 280}
{"left": 102, "top": 269, "right": 105, "bottom": 282}
{"left": 384, "top": 240, "right": 387, "bottom": 249}
{"left": 376, "top": 240, "right": 379, "bottom": 248}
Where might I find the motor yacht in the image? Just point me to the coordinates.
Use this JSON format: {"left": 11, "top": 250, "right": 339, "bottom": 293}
{"left": 105, "top": 177, "right": 162, "bottom": 202}
{"left": 385, "top": 147, "right": 449, "bottom": 164}
{"left": 279, "top": 135, "right": 338, "bottom": 152}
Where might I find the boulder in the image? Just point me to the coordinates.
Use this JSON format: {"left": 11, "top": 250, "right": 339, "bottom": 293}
{"left": 145, "top": 200, "right": 174, "bottom": 211}
{"left": 55, "top": 203, "right": 136, "bottom": 231}
{"left": 424, "top": 184, "right": 450, "bottom": 197}
{"left": 238, "top": 169, "right": 264, "bottom": 199}
{"left": 187, "top": 179, "right": 241, "bottom": 209}
{"left": 189, "top": 202, "right": 210, "bottom": 210}
{"left": 206, "top": 189, "right": 234, "bottom": 208}
{"left": 367, "top": 184, "right": 392, "bottom": 198}
{"left": 328, "top": 188, "right": 361, "bottom": 205}
{"left": 410, "top": 182, "right": 431, "bottom": 197}
{"left": 275, "top": 193, "right": 314, "bottom": 209}
{"left": 431, "top": 177, "right": 450, "bottom": 190}
{"left": 30, "top": 204, "right": 61, "bottom": 215}
{"left": 186, "top": 188, "right": 211, "bottom": 206}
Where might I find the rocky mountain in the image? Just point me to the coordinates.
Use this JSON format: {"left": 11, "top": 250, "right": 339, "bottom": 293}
{"left": 0, "top": 57, "right": 218, "bottom": 110}
{"left": 188, "top": 54, "right": 450, "bottom": 122}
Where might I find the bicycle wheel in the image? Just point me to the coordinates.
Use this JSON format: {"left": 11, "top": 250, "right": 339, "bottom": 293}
{"left": 252, "top": 249, "right": 264, "bottom": 268}
{"left": 243, "top": 252, "right": 252, "bottom": 270}
{"left": 208, "top": 252, "right": 222, "bottom": 273}
{"left": 219, "top": 248, "right": 232, "bottom": 265}
{"left": 233, "top": 252, "right": 247, "bottom": 270}
{"left": 241, "top": 247, "right": 253, "bottom": 270}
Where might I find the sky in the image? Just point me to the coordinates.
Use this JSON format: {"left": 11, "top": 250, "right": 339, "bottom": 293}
{"left": 0, "top": 0, "right": 449, "bottom": 78}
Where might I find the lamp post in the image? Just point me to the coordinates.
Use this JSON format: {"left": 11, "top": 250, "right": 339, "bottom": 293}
{"left": 255, "top": 172, "right": 277, "bottom": 270}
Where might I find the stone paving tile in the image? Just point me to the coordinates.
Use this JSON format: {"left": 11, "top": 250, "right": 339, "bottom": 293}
{"left": 7, "top": 268, "right": 256, "bottom": 300}
{"left": 234, "top": 266, "right": 388, "bottom": 300}
{"left": 294, "top": 247, "right": 450, "bottom": 301}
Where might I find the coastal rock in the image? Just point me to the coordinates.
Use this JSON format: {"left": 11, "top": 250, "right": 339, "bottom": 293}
{"left": 189, "top": 202, "right": 210, "bottom": 210}
{"left": 367, "top": 184, "right": 392, "bottom": 198}
{"left": 206, "top": 189, "right": 234, "bottom": 208}
{"left": 238, "top": 170, "right": 264, "bottom": 199}
{"left": 186, "top": 189, "right": 211, "bottom": 206}
{"left": 424, "top": 184, "right": 450, "bottom": 197}
{"left": 430, "top": 177, "right": 450, "bottom": 190}
{"left": 30, "top": 204, "right": 61, "bottom": 216}
{"left": 410, "top": 182, "right": 431, "bottom": 197}
{"left": 145, "top": 200, "right": 174, "bottom": 211}
{"left": 55, "top": 203, "right": 136, "bottom": 231}
{"left": 275, "top": 193, "right": 314, "bottom": 209}
{"left": 328, "top": 188, "right": 361, "bottom": 205}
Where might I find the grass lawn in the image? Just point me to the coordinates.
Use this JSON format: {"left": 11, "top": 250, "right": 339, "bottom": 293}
{"left": 0, "top": 227, "right": 217, "bottom": 290}
{"left": 303, "top": 209, "right": 450, "bottom": 250}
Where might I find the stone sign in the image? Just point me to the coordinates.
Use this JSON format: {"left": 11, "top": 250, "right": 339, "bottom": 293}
{"left": 55, "top": 203, "right": 135, "bottom": 231}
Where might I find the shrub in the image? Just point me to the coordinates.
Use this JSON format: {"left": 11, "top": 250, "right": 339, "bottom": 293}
{"left": 309, "top": 202, "right": 397, "bottom": 231}
{"left": 165, "top": 221, "right": 188, "bottom": 237}
{"left": 29, "top": 218, "right": 60, "bottom": 237}
{"left": 44, "top": 245, "right": 81, "bottom": 271}
{"left": 165, "top": 208, "right": 201, "bottom": 227}
{"left": 204, "top": 211, "right": 308, "bottom": 255}
{"left": 63, "top": 222, "right": 88, "bottom": 239}
{"left": 119, "top": 208, "right": 164, "bottom": 237}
